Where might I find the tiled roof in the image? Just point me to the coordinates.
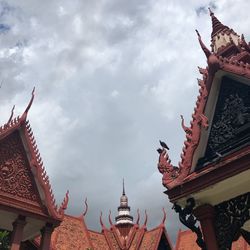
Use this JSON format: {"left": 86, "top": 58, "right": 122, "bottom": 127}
{"left": 175, "top": 229, "right": 250, "bottom": 250}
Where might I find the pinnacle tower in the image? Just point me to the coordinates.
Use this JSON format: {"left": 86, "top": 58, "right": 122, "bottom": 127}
{"left": 115, "top": 179, "right": 133, "bottom": 225}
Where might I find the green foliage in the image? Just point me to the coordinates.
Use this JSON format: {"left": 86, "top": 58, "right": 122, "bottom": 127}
{"left": 0, "top": 230, "right": 10, "bottom": 250}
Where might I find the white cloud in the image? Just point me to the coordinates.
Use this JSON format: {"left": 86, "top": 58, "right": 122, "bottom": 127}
{"left": 0, "top": 0, "right": 249, "bottom": 244}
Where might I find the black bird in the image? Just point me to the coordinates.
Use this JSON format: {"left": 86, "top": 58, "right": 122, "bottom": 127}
{"left": 157, "top": 148, "right": 163, "bottom": 154}
{"left": 159, "top": 140, "right": 169, "bottom": 150}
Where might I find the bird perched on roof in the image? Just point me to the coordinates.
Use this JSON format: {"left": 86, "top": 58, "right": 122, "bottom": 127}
{"left": 159, "top": 140, "right": 169, "bottom": 150}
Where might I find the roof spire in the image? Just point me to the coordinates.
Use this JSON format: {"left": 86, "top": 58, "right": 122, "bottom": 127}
{"left": 115, "top": 180, "right": 133, "bottom": 225}
{"left": 208, "top": 8, "right": 230, "bottom": 37}
{"left": 122, "top": 178, "right": 125, "bottom": 195}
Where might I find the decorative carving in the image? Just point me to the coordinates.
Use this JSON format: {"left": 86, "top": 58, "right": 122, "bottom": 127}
{"left": 209, "top": 93, "right": 249, "bottom": 148}
{"left": 157, "top": 77, "right": 208, "bottom": 189}
{"left": 198, "top": 77, "right": 250, "bottom": 167}
{"left": 173, "top": 198, "right": 207, "bottom": 250}
{"left": 214, "top": 192, "right": 250, "bottom": 250}
{"left": 0, "top": 132, "right": 39, "bottom": 201}
{"left": 0, "top": 90, "right": 68, "bottom": 219}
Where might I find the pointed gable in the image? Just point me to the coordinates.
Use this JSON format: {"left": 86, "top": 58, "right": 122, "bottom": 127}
{"left": 157, "top": 9, "right": 250, "bottom": 191}
{"left": 0, "top": 90, "right": 68, "bottom": 221}
{"left": 0, "top": 130, "right": 45, "bottom": 215}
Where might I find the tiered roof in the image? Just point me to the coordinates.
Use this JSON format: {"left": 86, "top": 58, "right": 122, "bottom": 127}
{"left": 36, "top": 199, "right": 173, "bottom": 249}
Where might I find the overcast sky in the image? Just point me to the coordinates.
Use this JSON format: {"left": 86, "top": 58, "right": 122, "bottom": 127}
{"left": 0, "top": 0, "right": 250, "bottom": 244}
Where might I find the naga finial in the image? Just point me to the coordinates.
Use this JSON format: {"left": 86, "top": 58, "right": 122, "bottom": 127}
{"left": 83, "top": 198, "right": 88, "bottom": 216}
{"left": 161, "top": 207, "right": 167, "bottom": 225}
{"left": 108, "top": 210, "right": 113, "bottom": 226}
{"left": 7, "top": 105, "right": 15, "bottom": 124}
{"left": 136, "top": 209, "right": 140, "bottom": 225}
{"left": 143, "top": 210, "right": 148, "bottom": 227}
{"left": 20, "top": 87, "right": 35, "bottom": 122}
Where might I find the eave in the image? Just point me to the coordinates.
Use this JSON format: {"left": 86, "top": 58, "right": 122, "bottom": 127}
{"left": 166, "top": 145, "right": 250, "bottom": 204}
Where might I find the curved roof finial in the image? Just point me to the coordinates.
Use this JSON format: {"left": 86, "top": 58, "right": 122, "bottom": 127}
{"left": 161, "top": 207, "right": 167, "bottom": 225}
{"left": 195, "top": 29, "right": 211, "bottom": 58}
{"left": 7, "top": 105, "right": 15, "bottom": 124}
{"left": 108, "top": 210, "right": 113, "bottom": 226}
{"left": 58, "top": 190, "right": 69, "bottom": 215}
{"left": 143, "top": 210, "right": 148, "bottom": 227}
{"left": 21, "top": 87, "right": 35, "bottom": 122}
{"left": 83, "top": 198, "right": 88, "bottom": 216}
{"left": 136, "top": 209, "right": 140, "bottom": 225}
{"left": 100, "top": 211, "right": 106, "bottom": 229}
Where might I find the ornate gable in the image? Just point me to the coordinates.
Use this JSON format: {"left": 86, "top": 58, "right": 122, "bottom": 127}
{"left": 0, "top": 130, "right": 45, "bottom": 215}
{"left": 0, "top": 89, "right": 68, "bottom": 220}
{"left": 197, "top": 76, "right": 250, "bottom": 169}
{"left": 157, "top": 9, "right": 250, "bottom": 190}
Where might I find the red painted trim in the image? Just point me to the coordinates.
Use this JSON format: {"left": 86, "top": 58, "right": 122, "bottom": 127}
{"left": 167, "top": 146, "right": 250, "bottom": 202}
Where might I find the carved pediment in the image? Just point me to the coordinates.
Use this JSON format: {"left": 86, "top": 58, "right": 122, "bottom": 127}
{"left": 0, "top": 130, "right": 46, "bottom": 214}
{"left": 197, "top": 76, "right": 250, "bottom": 169}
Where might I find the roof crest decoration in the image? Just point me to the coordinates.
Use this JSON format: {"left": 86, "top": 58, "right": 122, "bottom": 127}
{"left": 25, "top": 120, "right": 69, "bottom": 219}
{"left": 158, "top": 76, "right": 209, "bottom": 189}
{"left": 7, "top": 105, "right": 15, "bottom": 125}
{"left": 136, "top": 209, "right": 140, "bottom": 225}
{"left": 161, "top": 207, "right": 167, "bottom": 225}
{"left": 195, "top": 29, "right": 211, "bottom": 58}
{"left": 109, "top": 210, "right": 113, "bottom": 227}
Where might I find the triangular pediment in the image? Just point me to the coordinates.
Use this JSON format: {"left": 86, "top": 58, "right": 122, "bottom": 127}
{"left": 0, "top": 129, "right": 48, "bottom": 216}
{"left": 196, "top": 76, "right": 250, "bottom": 169}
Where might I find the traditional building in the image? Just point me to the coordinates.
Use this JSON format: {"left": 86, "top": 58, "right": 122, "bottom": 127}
{"left": 0, "top": 90, "right": 69, "bottom": 250}
{"left": 32, "top": 182, "right": 173, "bottom": 249}
{"left": 157, "top": 9, "right": 250, "bottom": 250}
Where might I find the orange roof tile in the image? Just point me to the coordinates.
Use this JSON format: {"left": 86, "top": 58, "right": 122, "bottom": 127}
{"left": 89, "top": 230, "right": 109, "bottom": 250}
{"left": 51, "top": 215, "right": 92, "bottom": 250}
{"left": 139, "top": 227, "right": 163, "bottom": 250}
{"left": 175, "top": 229, "right": 249, "bottom": 250}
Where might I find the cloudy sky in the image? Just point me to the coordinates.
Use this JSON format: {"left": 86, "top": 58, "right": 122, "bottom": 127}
{"left": 0, "top": 0, "right": 250, "bottom": 244}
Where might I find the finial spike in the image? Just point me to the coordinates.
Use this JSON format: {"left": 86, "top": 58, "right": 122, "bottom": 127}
{"left": 7, "top": 105, "right": 15, "bottom": 124}
{"left": 122, "top": 178, "right": 125, "bottom": 195}
{"left": 136, "top": 209, "right": 140, "bottom": 225}
{"left": 208, "top": 7, "right": 214, "bottom": 16}
{"left": 143, "top": 210, "right": 148, "bottom": 227}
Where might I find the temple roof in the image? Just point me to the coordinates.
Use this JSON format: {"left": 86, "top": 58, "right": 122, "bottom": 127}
{"left": 43, "top": 198, "right": 172, "bottom": 249}
{"left": 0, "top": 89, "right": 68, "bottom": 221}
{"left": 175, "top": 229, "right": 250, "bottom": 250}
{"left": 157, "top": 9, "right": 250, "bottom": 192}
